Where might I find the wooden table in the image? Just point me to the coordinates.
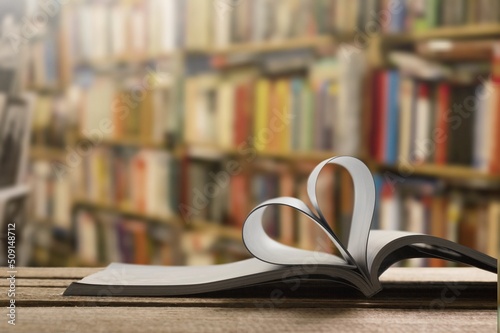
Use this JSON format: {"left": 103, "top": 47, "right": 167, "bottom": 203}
{"left": 0, "top": 267, "right": 497, "bottom": 332}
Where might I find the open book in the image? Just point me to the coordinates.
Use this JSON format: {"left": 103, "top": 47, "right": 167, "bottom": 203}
{"left": 64, "top": 156, "right": 497, "bottom": 297}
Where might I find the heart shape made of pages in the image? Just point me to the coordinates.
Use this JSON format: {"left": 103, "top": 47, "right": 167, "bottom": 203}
{"left": 242, "top": 156, "right": 376, "bottom": 272}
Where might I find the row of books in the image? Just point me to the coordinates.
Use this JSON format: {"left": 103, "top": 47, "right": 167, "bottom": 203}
{"left": 74, "top": 208, "right": 250, "bottom": 266}
{"left": 184, "top": 159, "right": 356, "bottom": 253}
{"left": 375, "top": 176, "right": 499, "bottom": 262}
{"left": 74, "top": 209, "right": 180, "bottom": 266}
{"left": 60, "top": 0, "right": 342, "bottom": 62}
{"left": 78, "top": 147, "right": 181, "bottom": 219}
{"left": 77, "top": 68, "right": 181, "bottom": 145}
{"left": 371, "top": 0, "right": 500, "bottom": 33}
{"left": 32, "top": 69, "right": 174, "bottom": 150}
{"left": 370, "top": 71, "right": 500, "bottom": 173}
{"left": 28, "top": 32, "right": 60, "bottom": 87}
{"left": 182, "top": 232, "right": 250, "bottom": 266}
{"left": 31, "top": 160, "right": 72, "bottom": 229}
{"left": 60, "top": 0, "right": 500, "bottom": 60}
{"left": 32, "top": 93, "right": 75, "bottom": 148}
{"left": 185, "top": 54, "right": 365, "bottom": 155}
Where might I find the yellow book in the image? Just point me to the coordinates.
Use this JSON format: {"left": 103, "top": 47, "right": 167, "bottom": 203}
{"left": 274, "top": 79, "right": 291, "bottom": 152}
{"left": 253, "top": 79, "right": 270, "bottom": 152}
{"left": 140, "top": 90, "right": 153, "bottom": 142}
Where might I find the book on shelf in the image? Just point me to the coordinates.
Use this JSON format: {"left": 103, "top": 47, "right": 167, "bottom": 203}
{"left": 59, "top": 0, "right": 342, "bottom": 64}
{"left": 369, "top": 68, "right": 500, "bottom": 174}
{"left": 64, "top": 156, "right": 497, "bottom": 297}
{"left": 182, "top": 230, "right": 249, "bottom": 266}
{"left": 78, "top": 147, "right": 180, "bottom": 219}
{"left": 184, "top": 50, "right": 365, "bottom": 156}
{"left": 374, "top": 177, "right": 499, "bottom": 264}
{"left": 31, "top": 160, "right": 72, "bottom": 230}
{"left": 380, "top": 0, "right": 500, "bottom": 33}
{"left": 78, "top": 69, "right": 177, "bottom": 145}
{"left": 31, "top": 93, "right": 73, "bottom": 149}
{"left": 74, "top": 209, "right": 180, "bottom": 266}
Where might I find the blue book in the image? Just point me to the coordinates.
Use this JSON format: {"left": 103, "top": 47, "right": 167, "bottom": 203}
{"left": 385, "top": 71, "right": 400, "bottom": 164}
{"left": 389, "top": 0, "right": 407, "bottom": 33}
{"left": 290, "top": 78, "right": 303, "bottom": 151}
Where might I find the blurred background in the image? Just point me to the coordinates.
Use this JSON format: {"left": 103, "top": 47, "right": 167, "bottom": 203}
{"left": 0, "top": 0, "right": 498, "bottom": 268}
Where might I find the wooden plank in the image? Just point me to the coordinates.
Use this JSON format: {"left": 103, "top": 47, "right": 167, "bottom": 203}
{"left": 1, "top": 281, "right": 495, "bottom": 309}
{"left": 0, "top": 267, "right": 102, "bottom": 279}
{"left": 375, "top": 162, "right": 500, "bottom": 184}
{"left": 1, "top": 267, "right": 494, "bottom": 282}
{"left": 0, "top": 279, "right": 74, "bottom": 287}
{"left": 413, "top": 24, "right": 500, "bottom": 40}
{"left": 195, "top": 36, "right": 332, "bottom": 54}
{"left": 0, "top": 307, "right": 495, "bottom": 333}
{"left": 73, "top": 199, "right": 183, "bottom": 228}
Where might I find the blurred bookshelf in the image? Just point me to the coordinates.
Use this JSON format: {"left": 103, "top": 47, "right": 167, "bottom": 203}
{"left": 10, "top": 0, "right": 499, "bottom": 268}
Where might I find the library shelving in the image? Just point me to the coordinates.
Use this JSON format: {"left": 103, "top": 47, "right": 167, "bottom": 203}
{"left": 73, "top": 199, "right": 183, "bottom": 229}
{"left": 373, "top": 163, "right": 500, "bottom": 185}
{"left": 25, "top": 1, "right": 500, "bottom": 267}
{"left": 413, "top": 24, "right": 500, "bottom": 40}
{"left": 30, "top": 146, "right": 67, "bottom": 162}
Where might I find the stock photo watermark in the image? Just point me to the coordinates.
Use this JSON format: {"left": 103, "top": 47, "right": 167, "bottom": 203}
{"left": 5, "top": 222, "right": 17, "bottom": 326}
{"left": 213, "top": 0, "right": 244, "bottom": 19}
{"left": 383, "top": 75, "right": 495, "bottom": 190}
{"left": 0, "top": 0, "right": 69, "bottom": 54}
{"left": 340, "top": 0, "right": 405, "bottom": 60}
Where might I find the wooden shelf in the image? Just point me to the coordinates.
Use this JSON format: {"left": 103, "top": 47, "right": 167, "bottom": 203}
{"left": 198, "top": 35, "right": 333, "bottom": 54}
{"left": 413, "top": 24, "right": 500, "bottom": 40}
{"left": 75, "top": 136, "right": 168, "bottom": 149}
{"left": 181, "top": 143, "right": 339, "bottom": 162}
{"left": 73, "top": 199, "right": 242, "bottom": 241}
{"left": 252, "top": 149, "right": 340, "bottom": 162}
{"left": 374, "top": 162, "right": 500, "bottom": 183}
{"left": 26, "top": 84, "right": 65, "bottom": 93}
{"left": 75, "top": 52, "right": 179, "bottom": 67}
{"left": 30, "top": 146, "right": 67, "bottom": 162}
{"left": 74, "top": 36, "right": 332, "bottom": 68}
{"left": 73, "top": 199, "right": 183, "bottom": 228}
{"left": 381, "top": 24, "right": 500, "bottom": 46}
{"left": 188, "top": 220, "right": 242, "bottom": 242}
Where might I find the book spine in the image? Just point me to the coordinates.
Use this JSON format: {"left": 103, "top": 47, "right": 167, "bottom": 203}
{"left": 435, "top": 83, "right": 450, "bottom": 165}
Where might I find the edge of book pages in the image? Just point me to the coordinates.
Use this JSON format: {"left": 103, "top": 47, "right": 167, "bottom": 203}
{"left": 64, "top": 156, "right": 497, "bottom": 297}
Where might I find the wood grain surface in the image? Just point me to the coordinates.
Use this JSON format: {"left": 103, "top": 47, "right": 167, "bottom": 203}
{"left": 0, "top": 267, "right": 497, "bottom": 333}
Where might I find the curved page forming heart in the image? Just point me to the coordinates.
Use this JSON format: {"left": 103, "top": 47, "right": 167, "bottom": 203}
{"left": 242, "top": 156, "right": 375, "bottom": 273}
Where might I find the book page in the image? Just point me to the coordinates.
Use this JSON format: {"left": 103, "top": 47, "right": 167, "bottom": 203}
{"left": 242, "top": 196, "right": 350, "bottom": 267}
{"left": 242, "top": 156, "right": 375, "bottom": 273}
{"left": 307, "top": 156, "right": 375, "bottom": 274}
{"left": 366, "top": 230, "right": 498, "bottom": 286}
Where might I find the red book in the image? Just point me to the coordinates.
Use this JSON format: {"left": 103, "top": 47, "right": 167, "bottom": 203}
{"left": 492, "top": 42, "right": 500, "bottom": 83}
{"left": 178, "top": 156, "right": 191, "bottom": 222}
{"left": 435, "top": 83, "right": 450, "bottom": 165}
{"left": 132, "top": 154, "right": 147, "bottom": 213}
{"left": 369, "top": 72, "right": 381, "bottom": 159}
{"left": 233, "top": 82, "right": 252, "bottom": 147}
{"left": 125, "top": 221, "right": 149, "bottom": 265}
{"left": 377, "top": 72, "right": 388, "bottom": 162}
{"left": 489, "top": 83, "right": 500, "bottom": 174}
{"left": 229, "top": 174, "right": 249, "bottom": 228}
{"left": 279, "top": 171, "right": 295, "bottom": 246}
{"left": 114, "top": 156, "right": 126, "bottom": 205}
